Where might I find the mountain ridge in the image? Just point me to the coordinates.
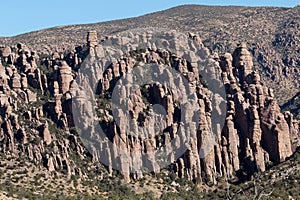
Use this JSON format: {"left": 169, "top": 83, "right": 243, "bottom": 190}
{"left": 1, "top": 5, "right": 299, "bottom": 106}
{"left": 2, "top": 4, "right": 293, "bottom": 38}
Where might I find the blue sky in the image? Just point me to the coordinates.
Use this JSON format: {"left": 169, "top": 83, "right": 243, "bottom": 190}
{"left": 0, "top": 0, "right": 298, "bottom": 37}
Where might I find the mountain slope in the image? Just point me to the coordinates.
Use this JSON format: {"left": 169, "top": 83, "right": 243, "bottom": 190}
{"left": 0, "top": 4, "right": 299, "bottom": 199}
{"left": 282, "top": 91, "right": 300, "bottom": 120}
{"left": 1, "top": 5, "right": 299, "bottom": 105}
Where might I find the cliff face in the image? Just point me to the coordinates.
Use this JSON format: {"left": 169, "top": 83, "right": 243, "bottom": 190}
{"left": 75, "top": 31, "right": 299, "bottom": 183}
{"left": 74, "top": 30, "right": 299, "bottom": 182}
{"left": 0, "top": 29, "right": 299, "bottom": 195}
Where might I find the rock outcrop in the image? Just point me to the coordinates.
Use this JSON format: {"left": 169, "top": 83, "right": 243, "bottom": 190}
{"left": 72, "top": 31, "right": 300, "bottom": 183}
{"left": 0, "top": 30, "right": 299, "bottom": 186}
{"left": 219, "top": 45, "right": 299, "bottom": 176}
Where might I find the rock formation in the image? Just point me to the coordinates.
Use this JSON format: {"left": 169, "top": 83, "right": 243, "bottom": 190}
{"left": 0, "top": 30, "right": 298, "bottom": 187}
{"left": 72, "top": 31, "right": 300, "bottom": 183}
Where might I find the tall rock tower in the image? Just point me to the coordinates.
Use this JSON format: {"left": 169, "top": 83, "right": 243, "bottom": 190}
{"left": 87, "top": 31, "right": 98, "bottom": 48}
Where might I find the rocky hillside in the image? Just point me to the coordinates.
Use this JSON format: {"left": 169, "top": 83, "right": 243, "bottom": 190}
{"left": 282, "top": 91, "right": 300, "bottom": 120}
{"left": 0, "top": 5, "right": 299, "bottom": 199}
{"left": 0, "top": 5, "right": 299, "bottom": 105}
{"left": 0, "top": 27, "right": 299, "bottom": 199}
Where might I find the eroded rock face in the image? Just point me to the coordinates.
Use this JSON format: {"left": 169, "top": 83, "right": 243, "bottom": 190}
{"left": 219, "top": 43, "right": 297, "bottom": 174}
{"left": 73, "top": 32, "right": 300, "bottom": 183}
{"left": 0, "top": 43, "right": 86, "bottom": 181}
{"left": 0, "top": 31, "right": 298, "bottom": 186}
